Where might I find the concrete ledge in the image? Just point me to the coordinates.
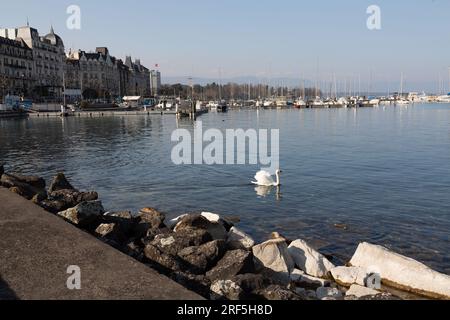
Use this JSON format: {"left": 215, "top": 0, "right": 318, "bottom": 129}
{"left": 0, "top": 187, "right": 202, "bottom": 300}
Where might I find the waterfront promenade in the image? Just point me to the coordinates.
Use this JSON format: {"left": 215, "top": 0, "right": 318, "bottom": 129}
{"left": 0, "top": 187, "right": 202, "bottom": 300}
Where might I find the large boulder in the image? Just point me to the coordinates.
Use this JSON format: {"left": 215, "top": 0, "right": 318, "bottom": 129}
{"left": 288, "top": 239, "right": 335, "bottom": 278}
{"left": 227, "top": 227, "right": 255, "bottom": 250}
{"left": 48, "top": 173, "right": 76, "bottom": 193}
{"left": 330, "top": 266, "right": 369, "bottom": 287}
{"left": 349, "top": 242, "right": 450, "bottom": 299}
{"left": 174, "top": 214, "right": 228, "bottom": 241}
{"left": 178, "top": 240, "right": 226, "bottom": 275}
{"left": 57, "top": 200, "right": 105, "bottom": 228}
{"left": 206, "top": 249, "right": 254, "bottom": 281}
{"left": 252, "top": 238, "right": 295, "bottom": 284}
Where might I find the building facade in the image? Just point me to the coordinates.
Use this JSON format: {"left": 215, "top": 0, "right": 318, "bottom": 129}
{"left": 150, "top": 70, "right": 161, "bottom": 96}
{"left": 66, "top": 48, "right": 151, "bottom": 99}
{"left": 0, "top": 36, "right": 34, "bottom": 98}
{"left": 1, "top": 25, "right": 154, "bottom": 101}
{"left": 125, "top": 56, "right": 150, "bottom": 97}
{"left": 66, "top": 47, "right": 121, "bottom": 99}
{"left": 0, "top": 26, "right": 65, "bottom": 99}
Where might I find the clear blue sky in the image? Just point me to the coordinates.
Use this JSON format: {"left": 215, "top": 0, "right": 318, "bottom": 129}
{"left": 1, "top": 0, "right": 450, "bottom": 92}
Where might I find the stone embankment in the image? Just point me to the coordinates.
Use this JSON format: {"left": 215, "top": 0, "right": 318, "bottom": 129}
{"left": 1, "top": 163, "right": 449, "bottom": 300}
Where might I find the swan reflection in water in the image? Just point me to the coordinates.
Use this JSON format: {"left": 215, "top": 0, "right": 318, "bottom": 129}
{"left": 254, "top": 185, "right": 282, "bottom": 201}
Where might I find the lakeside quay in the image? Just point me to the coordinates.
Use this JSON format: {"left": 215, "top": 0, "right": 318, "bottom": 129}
{"left": 0, "top": 186, "right": 202, "bottom": 300}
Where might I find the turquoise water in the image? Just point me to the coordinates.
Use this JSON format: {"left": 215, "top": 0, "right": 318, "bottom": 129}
{"left": 1, "top": 104, "right": 449, "bottom": 273}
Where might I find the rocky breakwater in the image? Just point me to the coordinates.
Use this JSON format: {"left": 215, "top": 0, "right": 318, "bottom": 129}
{"left": 1, "top": 165, "right": 449, "bottom": 301}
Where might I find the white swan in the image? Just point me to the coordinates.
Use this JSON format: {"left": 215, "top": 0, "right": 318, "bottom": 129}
{"left": 252, "top": 169, "right": 282, "bottom": 187}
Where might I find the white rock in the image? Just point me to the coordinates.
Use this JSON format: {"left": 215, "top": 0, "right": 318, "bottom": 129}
{"left": 330, "top": 266, "right": 369, "bottom": 287}
{"left": 201, "top": 212, "right": 221, "bottom": 223}
{"left": 252, "top": 238, "right": 295, "bottom": 284}
{"left": 350, "top": 242, "right": 450, "bottom": 299}
{"left": 166, "top": 214, "right": 188, "bottom": 229}
{"left": 346, "top": 284, "right": 380, "bottom": 298}
{"left": 227, "top": 227, "right": 255, "bottom": 250}
{"left": 288, "top": 239, "right": 335, "bottom": 278}
{"left": 290, "top": 269, "right": 331, "bottom": 287}
{"left": 159, "top": 236, "right": 176, "bottom": 248}
{"left": 316, "top": 287, "right": 343, "bottom": 300}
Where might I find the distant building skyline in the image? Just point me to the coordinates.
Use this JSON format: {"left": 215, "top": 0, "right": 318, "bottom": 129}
{"left": 1, "top": 0, "right": 449, "bottom": 92}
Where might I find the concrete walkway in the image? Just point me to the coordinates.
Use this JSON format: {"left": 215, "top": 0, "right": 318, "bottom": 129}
{"left": 0, "top": 187, "right": 202, "bottom": 300}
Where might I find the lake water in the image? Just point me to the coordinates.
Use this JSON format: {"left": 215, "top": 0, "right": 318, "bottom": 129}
{"left": 1, "top": 104, "right": 449, "bottom": 274}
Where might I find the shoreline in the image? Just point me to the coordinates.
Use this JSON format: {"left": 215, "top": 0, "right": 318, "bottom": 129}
{"left": 0, "top": 164, "right": 449, "bottom": 300}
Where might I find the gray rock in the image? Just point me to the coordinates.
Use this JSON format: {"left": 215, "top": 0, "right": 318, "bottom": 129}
{"left": 288, "top": 239, "right": 335, "bottom": 278}
{"left": 150, "top": 228, "right": 212, "bottom": 257}
{"left": 48, "top": 173, "right": 76, "bottom": 193}
{"left": 144, "top": 227, "right": 171, "bottom": 242}
{"left": 172, "top": 272, "right": 211, "bottom": 298}
{"left": 227, "top": 227, "right": 255, "bottom": 250}
{"left": 256, "top": 285, "right": 306, "bottom": 301}
{"left": 45, "top": 189, "right": 98, "bottom": 212}
{"left": 290, "top": 269, "right": 331, "bottom": 290}
{"left": 8, "top": 174, "right": 46, "bottom": 189}
{"left": 178, "top": 240, "right": 226, "bottom": 275}
{"left": 0, "top": 164, "right": 4, "bottom": 176}
{"left": 210, "top": 280, "right": 243, "bottom": 300}
{"left": 122, "top": 239, "right": 144, "bottom": 261}
{"left": 40, "top": 199, "right": 70, "bottom": 214}
{"left": 103, "top": 211, "right": 136, "bottom": 235}
{"left": 174, "top": 214, "right": 228, "bottom": 241}
{"left": 316, "top": 287, "right": 343, "bottom": 300}
{"left": 95, "top": 223, "right": 127, "bottom": 245}
{"left": 31, "top": 191, "right": 48, "bottom": 204}
{"left": 233, "top": 274, "right": 265, "bottom": 297}
{"left": 144, "top": 244, "right": 185, "bottom": 273}
{"left": 2, "top": 174, "right": 45, "bottom": 200}
{"left": 206, "top": 250, "right": 254, "bottom": 281}
{"left": 133, "top": 207, "right": 166, "bottom": 238}
{"left": 57, "top": 200, "right": 105, "bottom": 228}
{"left": 138, "top": 207, "right": 166, "bottom": 228}
{"left": 253, "top": 238, "right": 295, "bottom": 285}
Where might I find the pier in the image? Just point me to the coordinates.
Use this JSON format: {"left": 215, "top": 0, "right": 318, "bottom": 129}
{"left": 0, "top": 187, "right": 202, "bottom": 300}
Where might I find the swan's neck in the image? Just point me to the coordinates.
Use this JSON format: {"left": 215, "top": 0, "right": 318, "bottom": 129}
{"left": 275, "top": 172, "right": 281, "bottom": 186}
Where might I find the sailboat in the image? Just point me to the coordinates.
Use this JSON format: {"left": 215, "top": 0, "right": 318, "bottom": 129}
{"left": 396, "top": 73, "right": 410, "bottom": 105}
